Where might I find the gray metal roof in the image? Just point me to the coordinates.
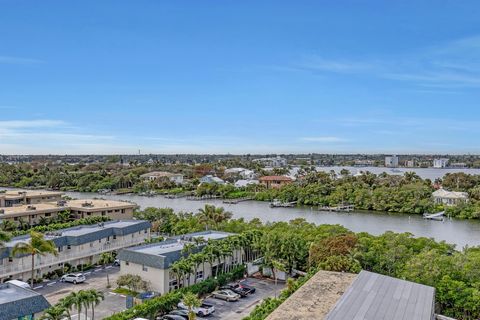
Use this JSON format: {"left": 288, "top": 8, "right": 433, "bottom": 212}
{"left": 118, "top": 230, "right": 233, "bottom": 269}
{"left": 326, "top": 270, "right": 435, "bottom": 320}
{"left": 0, "top": 220, "right": 151, "bottom": 259}
{"left": 0, "top": 283, "right": 51, "bottom": 319}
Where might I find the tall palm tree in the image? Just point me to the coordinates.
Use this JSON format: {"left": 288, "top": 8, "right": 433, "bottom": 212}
{"left": 58, "top": 296, "right": 73, "bottom": 320}
{"left": 11, "top": 230, "right": 58, "bottom": 288}
{"left": 170, "top": 261, "right": 184, "bottom": 290}
{"left": 63, "top": 291, "right": 84, "bottom": 320}
{"left": 87, "top": 289, "right": 105, "bottom": 320}
{"left": 40, "top": 306, "right": 68, "bottom": 320}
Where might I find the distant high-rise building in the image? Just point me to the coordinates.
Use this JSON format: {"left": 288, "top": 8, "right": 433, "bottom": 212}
{"left": 433, "top": 158, "right": 449, "bottom": 168}
{"left": 385, "top": 155, "right": 399, "bottom": 167}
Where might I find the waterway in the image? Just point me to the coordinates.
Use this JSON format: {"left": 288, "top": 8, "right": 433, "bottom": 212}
{"left": 61, "top": 191, "right": 480, "bottom": 249}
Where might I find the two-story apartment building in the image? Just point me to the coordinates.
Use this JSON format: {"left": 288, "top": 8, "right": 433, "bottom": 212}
{"left": 117, "top": 231, "right": 238, "bottom": 294}
{"left": 0, "top": 199, "right": 137, "bottom": 227}
{"left": 0, "top": 220, "right": 151, "bottom": 283}
{"left": 0, "top": 190, "right": 64, "bottom": 207}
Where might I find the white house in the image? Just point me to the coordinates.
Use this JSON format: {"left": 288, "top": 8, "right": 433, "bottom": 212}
{"left": 200, "top": 175, "right": 225, "bottom": 185}
{"left": 140, "top": 171, "right": 184, "bottom": 185}
{"left": 433, "top": 159, "right": 449, "bottom": 168}
{"left": 224, "top": 168, "right": 256, "bottom": 180}
{"left": 234, "top": 179, "right": 259, "bottom": 188}
{"left": 385, "top": 155, "right": 399, "bottom": 168}
{"left": 432, "top": 189, "right": 468, "bottom": 206}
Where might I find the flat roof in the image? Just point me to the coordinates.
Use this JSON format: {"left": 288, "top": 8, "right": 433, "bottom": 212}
{"left": 1, "top": 189, "right": 64, "bottom": 199}
{"left": 327, "top": 271, "right": 435, "bottom": 320}
{"left": 0, "top": 283, "right": 51, "bottom": 319}
{"left": 267, "top": 271, "right": 357, "bottom": 320}
{"left": 0, "top": 199, "right": 136, "bottom": 217}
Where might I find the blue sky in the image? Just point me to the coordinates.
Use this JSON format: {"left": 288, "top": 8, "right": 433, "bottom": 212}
{"left": 1, "top": 1, "right": 480, "bottom": 154}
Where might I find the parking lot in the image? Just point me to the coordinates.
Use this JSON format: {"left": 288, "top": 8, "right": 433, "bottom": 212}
{"left": 36, "top": 268, "right": 284, "bottom": 320}
{"left": 35, "top": 265, "right": 128, "bottom": 319}
{"left": 201, "top": 277, "right": 285, "bottom": 320}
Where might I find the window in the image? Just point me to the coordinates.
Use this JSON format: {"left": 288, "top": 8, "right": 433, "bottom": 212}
{"left": 67, "top": 245, "right": 71, "bottom": 250}
{"left": 90, "top": 243, "right": 93, "bottom": 247}
{"left": 196, "top": 271, "right": 204, "bottom": 280}
{"left": 121, "top": 209, "right": 125, "bottom": 214}
{"left": 99, "top": 239, "right": 102, "bottom": 243}
{"left": 113, "top": 235, "right": 117, "bottom": 240}
{"left": 101, "top": 211, "right": 106, "bottom": 216}
{"left": 9, "top": 257, "right": 13, "bottom": 262}
{"left": 45, "top": 213, "right": 51, "bottom": 217}
{"left": 142, "top": 265, "right": 148, "bottom": 272}
{"left": 144, "top": 229, "right": 147, "bottom": 234}
{"left": 125, "top": 261, "right": 129, "bottom": 266}
{"left": 58, "top": 246, "right": 63, "bottom": 252}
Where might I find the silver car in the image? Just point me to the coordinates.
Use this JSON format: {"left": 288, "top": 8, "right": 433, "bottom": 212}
{"left": 61, "top": 273, "right": 86, "bottom": 284}
{"left": 212, "top": 289, "right": 240, "bottom": 302}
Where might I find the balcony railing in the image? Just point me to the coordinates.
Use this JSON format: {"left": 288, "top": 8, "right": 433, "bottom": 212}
{"left": 0, "top": 237, "right": 147, "bottom": 276}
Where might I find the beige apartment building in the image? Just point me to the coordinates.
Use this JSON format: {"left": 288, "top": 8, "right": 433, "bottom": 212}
{"left": 118, "top": 231, "right": 240, "bottom": 294}
{"left": 0, "top": 199, "right": 137, "bottom": 226}
{"left": 0, "top": 190, "right": 64, "bottom": 207}
{"left": 0, "top": 220, "right": 151, "bottom": 283}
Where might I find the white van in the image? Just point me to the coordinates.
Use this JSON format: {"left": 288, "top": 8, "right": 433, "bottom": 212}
{"left": 6, "top": 279, "right": 31, "bottom": 289}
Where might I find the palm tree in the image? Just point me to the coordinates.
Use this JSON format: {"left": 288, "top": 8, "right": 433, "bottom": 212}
{"left": 1, "top": 220, "right": 15, "bottom": 232}
{"left": 11, "top": 230, "right": 58, "bottom": 288}
{"left": 182, "top": 292, "right": 201, "bottom": 320}
{"left": 88, "top": 289, "right": 105, "bottom": 320}
{"left": 170, "top": 261, "right": 184, "bottom": 290}
{"left": 63, "top": 291, "right": 84, "bottom": 320}
{"left": 40, "top": 306, "right": 68, "bottom": 320}
{"left": 99, "top": 252, "right": 115, "bottom": 287}
{"left": 0, "top": 230, "right": 10, "bottom": 247}
{"left": 190, "top": 253, "right": 205, "bottom": 284}
{"left": 58, "top": 296, "right": 73, "bottom": 320}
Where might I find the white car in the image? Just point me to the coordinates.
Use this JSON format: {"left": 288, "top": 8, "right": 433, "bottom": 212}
{"left": 212, "top": 289, "right": 241, "bottom": 301}
{"left": 61, "top": 273, "right": 86, "bottom": 284}
{"left": 178, "top": 301, "right": 215, "bottom": 317}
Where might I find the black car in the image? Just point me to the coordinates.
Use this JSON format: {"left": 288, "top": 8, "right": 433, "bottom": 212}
{"left": 238, "top": 280, "right": 256, "bottom": 294}
{"left": 168, "top": 310, "right": 189, "bottom": 319}
{"left": 221, "top": 282, "right": 255, "bottom": 296}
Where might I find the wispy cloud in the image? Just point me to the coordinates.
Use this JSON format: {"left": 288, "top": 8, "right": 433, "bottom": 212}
{"left": 0, "top": 56, "right": 44, "bottom": 65}
{"left": 0, "top": 119, "right": 66, "bottom": 129}
{"left": 280, "top": 35, "right": 480, "bottom": 89}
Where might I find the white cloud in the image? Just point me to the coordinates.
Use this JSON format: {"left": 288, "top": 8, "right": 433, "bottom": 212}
{"left": 0, "top": 56, "right": 44, "bottom": 64}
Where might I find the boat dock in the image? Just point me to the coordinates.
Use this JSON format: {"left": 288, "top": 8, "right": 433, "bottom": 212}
{"left": 186, "top": 195, "right": 221, "bottom": 201}
{"left": 319, "top": 204, "right": 355, "bottom": 212}
{"left": 223, "top": 197, "right": 254, "bottom": 204}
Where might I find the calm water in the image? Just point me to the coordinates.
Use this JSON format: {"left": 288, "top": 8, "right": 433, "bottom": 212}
{"left": 314, "top": 166, "right": 480, "bottom": 180}
{"left": 62, "top": 191, "right": 480, "bottom": 249}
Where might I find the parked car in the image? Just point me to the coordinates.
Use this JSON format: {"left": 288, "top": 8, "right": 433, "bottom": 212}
{"left": 221, "top": 283, "right": 255, "bottom": 297}
{"left": 113, "top": 259, "right": 120, "bottom": 266}
{"left": 178, "top": 301, "right": 215, "bottom": 317}
{"left": 159, "top": 315, "right": 185, "bottom": 320}
{"left": 60, "top": 273, "right": 86, "bottom": 284}
{"left": 238, "top": 280, "right": 256, "bottom": 294}
{"left": 167, "top": 310, "right": 189, "bottom": 319}
{"left": 212, "top": 289, "right": 241, "bottom": 302}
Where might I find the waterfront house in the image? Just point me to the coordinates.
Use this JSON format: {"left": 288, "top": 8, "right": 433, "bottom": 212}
{"left": 432, "top": 188, "right": 469, "bottom": 206}
{"left": 267, "top": 270, "right": 435, "bottom": 320}
{"left": 0, "top": 282, "right": 51, "bottom": 320}
{"left": 259, "top": 176, "right": 293, "bottom": 189}
{"left": 140, "top": 171, "right": 184, "bottom": 185}
{"left": 117, "top": 230, "right": 239, "bottom": 294}
{"left": 0, "top": 220, "right": 151, "bottom": 283}
{"left": 234, "top": 179, "right": 259, "bottom": 188}
{"left": 0, "top": 199, "right": 137, "bottom": 227}
{"left": 199, "top": 175, "right": 225, "bottom": 185}
{"left": 433, "top": 158, "right": 449, "bottom": 168}
{"left": 224, "top": 168, "right": 256, "bottom": 180}
{"left": 0, "top": 190, "right": 64, "bottom": 208}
